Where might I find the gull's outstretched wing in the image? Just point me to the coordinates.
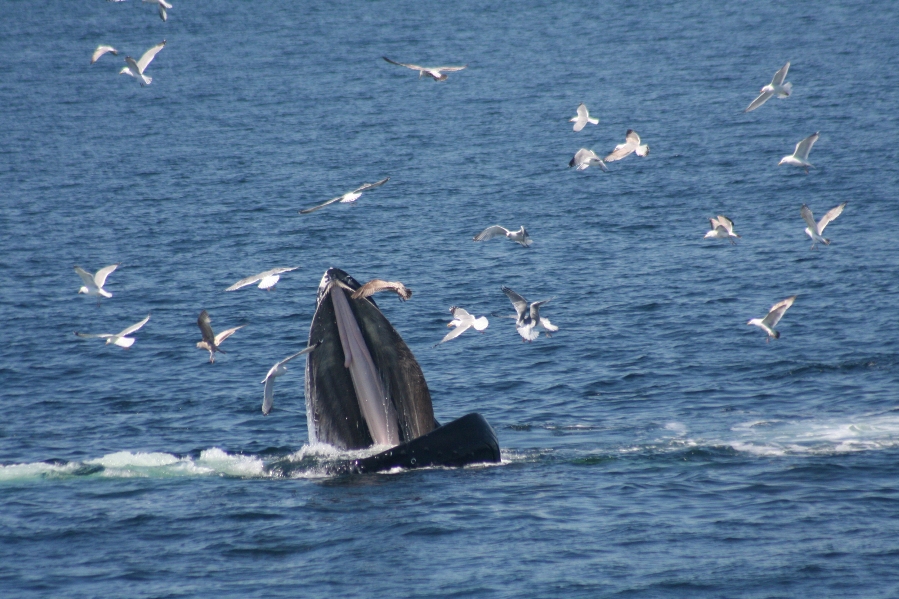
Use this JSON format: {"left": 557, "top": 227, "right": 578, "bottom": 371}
{"left": 473, "top": 225, "right": 510, "bottom": 241}
{"left": 261, "top": 344, "right": 318, "bottom": 415}
{"left": 94, "top": 263, "right": 120, "bottom": 287}
{"left": 91, "top": 45, "right": 118, "bottom": 64}
{"left": 351, "top": 279, "right": 412, "bottom": 301}
{"left": 197, "top": 310, "right": 216, "bottom": 345}
{"left": 817, "top": 202, "right": 846, "bottom": 233}
{"left": 800, "top": 204, "right": 819, "bottom": 235}
{"left": 136, "top": 40, "right": 166, "bottom": 73}
{"left": 501, "top": 286, "right": 529, "bottom": 320}
{"left": 226, "top": 267, "right": 297, "bottom": 291}
{"left": 715, "top": 216, "right": 736, "bottom": 235}
{"left": 604, "top": 131, "right": 640, "bottom": 162}
{"left": 793, "top": 132, "right": 819, "bottom": 160}
{"left": 529, "top": 298, "right": 553, "bottom": 322}
{"left": 118, "top": 314, "right": 150, "bottom": 337}
{"left": 382, "top": 57, "right": 425, "bottom": 71}
{"left": 762, "top": 296, "right": 796, "bottom": 328}
{"left": 74, "top": 266, "right": 96, "bottom": 288}
{"left": 434, "top": 65, "right": 467, "bottom": 72}
{"left": 214, "top": 325, "right": 245, "bottom": 346}
{"left": 745, "top": 91, "right": 773, "bottom": 113}
{"left": 299, "top": 194, "right": 344, "bottom": 214}
{"left": 438, "top": 322, "right": 473, "bottom": 345}
{"left": 772, "top": 62, "right": 790, "bottom": 86}
{"left": 75, "top": 332, "right": 113, "bottom": 339}
{"left": 353, "top": 177, "right": 390, "bottom": 194}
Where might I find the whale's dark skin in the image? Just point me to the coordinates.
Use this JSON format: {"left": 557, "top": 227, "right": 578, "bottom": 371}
{"left": 305, "top": 268, "right": 436, "bottom": 450}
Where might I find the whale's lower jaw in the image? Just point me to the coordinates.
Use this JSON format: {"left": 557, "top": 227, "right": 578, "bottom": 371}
{"left": 331, "top": 413, "right": 501, "bottom": 475}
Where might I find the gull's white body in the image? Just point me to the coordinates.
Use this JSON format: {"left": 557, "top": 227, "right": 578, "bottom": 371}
{"left": 704, "top": 215, "right": 740, "bottom": 244}
{"left": 604, "top": 130, "right": 649, "bottom": 162}
{"left": 801, "top": 202, "right": 846, "bottom": 249}
{"left": 196, "top": 310, "right": 244, "bottom": 363}
{"left": 748, "top": 296, "right": 796, "bottom": 341}
{"left": 299, "top": 177, "right": 389, "bottom": 214}
{"left": 502, "top": 286, "right": 557, "bottom": 342}
{"left": 91, "top": 45, "right": 118, "bottom": 64}
{"left": 142, "top": 0, "right": 172, "bottom": 21}
{"left": 382, "top": 57, "right": 467, "bottom": 81}
{"left": 437, "top": 307, "right": 489, "bottom": 345}
{"left": 225, "top": 266, "right": 299, "bottom": 291}
{"left": 120, "top": 40, "right": 166, "bottom": 86}
{"left": 75, "top": 264, "right": 119, "bottom": 304}
{"left": 570, "top": 103, "right": 599, "bottom": 132}
{"left": 261, "top": 344, "right": 319, "bottom": 415}
{"left": 473, "top": 225, "right": 532, "bottom": 247}
{"left": 745, "top": 62, "right": 792, "bottom": 112}
{"left": 75, "top": 314, "right": 150, "bottom": 348}
{"left": 779, "top": 132, "right": 819, "bottom": 172}
{"left": 569, "top": 148, "right": 608, "bottom": 172}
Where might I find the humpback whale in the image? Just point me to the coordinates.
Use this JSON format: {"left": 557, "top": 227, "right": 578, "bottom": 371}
{"left": 303, "top": 268, "right": 500, "bottom": 472}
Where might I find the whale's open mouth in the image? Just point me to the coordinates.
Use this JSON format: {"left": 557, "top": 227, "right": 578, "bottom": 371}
{"left": 304, "top": 268, "right": 436, "bottom": 450}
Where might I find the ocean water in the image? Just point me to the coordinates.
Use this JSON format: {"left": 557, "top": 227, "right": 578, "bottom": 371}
{"left": 2, "top": 0, "right": 899, "bottom": 597}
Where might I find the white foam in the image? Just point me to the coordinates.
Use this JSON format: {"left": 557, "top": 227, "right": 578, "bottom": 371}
{"left": 0, "top": 461, "right": 80, "bottom": 482}
{"left": 725, "top": 413, "right": 899, "bottom": 456}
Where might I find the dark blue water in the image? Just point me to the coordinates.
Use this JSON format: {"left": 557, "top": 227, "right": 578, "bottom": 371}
{"left": 3, "top": 0, "right": 899, "bottom": 596}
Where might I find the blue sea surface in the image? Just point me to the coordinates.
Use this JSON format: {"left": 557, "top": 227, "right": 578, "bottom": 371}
{"left": 2, "top": 0, "right": 899, "bottom": 597}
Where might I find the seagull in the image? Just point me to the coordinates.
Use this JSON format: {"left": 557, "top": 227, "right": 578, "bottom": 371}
{"left": 261, "top": 343, "right": 320, "bottom": 415}
{"left": 801, "top": 203, "right": 846, "bottom": 249}
{"left": 75, "top": 314, "right": 150, "bottom": 349}
{"left": 120, "top": 40, "right": 166, "bottom": 86}
{"left": 569, "top": 148, "right": 608, "bottom": 172}
{"left": 142, "top": 0, "right": 171, "bottom": 21}
{"left": 745, "top": 62, "right": 792, "bottom": 112}
{"left": 604, "top": 130, "right": 650, "bottom": 162}
{"left": 779, "top": 132, "right": 819, "bottom": 173}
{"left": 382, "top": 57, "right": 467, "bottom": 81}
{"left": 74, "top": 264, "right": 120, "bottom": 305}
{"left": 748, "top": 296, "right": 796, "bottom": 342}
{"left": 299, "top": 177, "right": 389, "bottom": 214}
{"left": 225, "top": 267, "right": 299, "bottom": 291}
{"left": 435, "top": 306, "right": 489, "bottom": 346}
{"left": 91, "top": 45, "right": 118, "bottom": 64}
{"left": 501, "top": 286, "right": 558, "bottom": 341}
{"left": 570, "top": 103, "right": 599, "bottom": 132}
{"left": 704, "top": 215, "right": 740, "bottom": 244}
{"left": 473, "top": 225, "right": 532, "bottom": 247}
{"left": 350, "top": 279, "right": 413, "bottom": 302}
{"left": 196, "top": 310, "right": 245, "bottom": 363}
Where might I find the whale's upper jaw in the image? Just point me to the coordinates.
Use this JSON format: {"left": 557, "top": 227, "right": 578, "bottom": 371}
{"left": 316, "top": 268, "right": 365, "bottom": 307}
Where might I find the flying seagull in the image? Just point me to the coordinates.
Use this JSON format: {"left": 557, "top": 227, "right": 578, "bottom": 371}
{"left": 779, "top": 132, "right": 819, "bottom": 173}
{"left": 142, "top": 0, "right": 171, "bottom": 21}
{"left": 120, "top": 40, "right": 166, "bottom": 86}
{"left": 704, "top": 215, "right": 740, "bottom": 244}
{"left": 570, "top": 103, "right": 599, "bottom": 132}
{"left": 261, "top": 343, "right": 320, "bottom": 415}
{"left": 196, "top": 310, "right": 245, "bottom": 363}
{"left": 473, "top": 225, "right": 532, "bottom": 247}
{"left": 801, "top": 202, "right": 846, "bottom": 249}
{"left": 745, "top": 62, "right": 792, "bottom": 112}
{"left": 748, "top": 296, "right": 796, "bottom": 342}
{"left": 299, "top": 177, "right": 389, "bottom": 214}
{"left": 74, "top": 264, "right": 120, "bottom": 305}
{"left": 75, "top": 314, "right": 150, "bottom": 348}
{"left": 382, "top": 57, "right": 467, "bottom": 81}
{"left": 501, "top": 286, "right": 558, "bottom": 341}
{"left": 350, "top": 279, "right": 412, "bottom": 302}
{"left": 91, "top": 45, "right": 118, "bottom": 64}
{"left": 604, "top": 130, "right": 650, "bottom": 162}
{"left": 225, "top": 267, "right": 299, "bottom": 291}
{"left": 435, "top": 306, "right": 489, "bottom": 346}
{"left": 569, "top": 148, "right": 608, "bottom": 172}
